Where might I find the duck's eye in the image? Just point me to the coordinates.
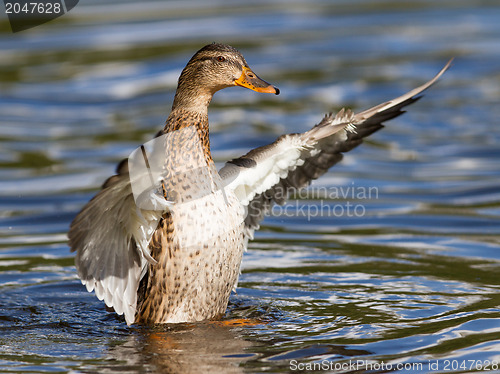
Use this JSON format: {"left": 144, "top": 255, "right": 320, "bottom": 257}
{"left": 216, "top": 56, "right": 226, "bottom": 62}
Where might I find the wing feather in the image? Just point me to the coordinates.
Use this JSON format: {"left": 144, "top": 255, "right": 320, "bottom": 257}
{"left": 220, "top": 59, "right": 452, "bottom": 237}
{"left": 68, "top": 167, "right": 169, "bottom": 325}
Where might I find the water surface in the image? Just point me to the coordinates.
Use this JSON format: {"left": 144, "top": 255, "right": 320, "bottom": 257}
{"left": 1, "top": 1, "right": 500, "bottom": 373}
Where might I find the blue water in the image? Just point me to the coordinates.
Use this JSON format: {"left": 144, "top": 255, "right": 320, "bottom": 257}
{"left": 1, "top": 1, "right": 500, "bottom": 373}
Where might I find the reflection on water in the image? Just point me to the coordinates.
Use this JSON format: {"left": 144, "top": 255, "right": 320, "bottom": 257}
{"left": 1, "top": 0, "right": 500, "bottom": 372}
{"left": 107, "top": 323, "right": 255, "bottom": 374}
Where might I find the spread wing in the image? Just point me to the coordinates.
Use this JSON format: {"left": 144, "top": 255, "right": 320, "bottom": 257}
{"left": 68, "top": 161, "right": 170, "bottom": 325}
{"left": 219, "top": 59, "right": 452, "bottom": 238}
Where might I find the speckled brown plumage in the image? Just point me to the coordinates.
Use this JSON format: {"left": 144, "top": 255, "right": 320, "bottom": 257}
{"left": 135, "top": 108, "right": 246, "bottom": 324}
{"left": 136, "top": 212, "right": 245, "bottom": 324}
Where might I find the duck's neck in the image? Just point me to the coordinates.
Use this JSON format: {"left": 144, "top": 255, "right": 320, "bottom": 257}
{"left": 171, "top": 82, "right": 214, "bottom": 115}
{"left": 163, "top": 75, "right": 218, "bottom": 162}
{"left": 163, "top": 106, "right": 213, "bottom": 164}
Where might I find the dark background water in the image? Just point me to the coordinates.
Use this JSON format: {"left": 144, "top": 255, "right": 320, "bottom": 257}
{"left": 1, "top": 1, "right": 500, "bottom": 373}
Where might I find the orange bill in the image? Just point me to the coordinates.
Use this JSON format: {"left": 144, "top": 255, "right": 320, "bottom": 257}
{"left": 234, "top": 66, "right": 280, "bottom": 95}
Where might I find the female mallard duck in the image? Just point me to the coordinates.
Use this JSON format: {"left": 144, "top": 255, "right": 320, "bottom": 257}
{"left": 69, "top": 43, "right": 451, "bottom": 325}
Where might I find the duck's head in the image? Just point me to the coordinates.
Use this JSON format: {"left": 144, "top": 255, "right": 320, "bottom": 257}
{"left": 172, "top": 43, "right": 279, "bottom": 112}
